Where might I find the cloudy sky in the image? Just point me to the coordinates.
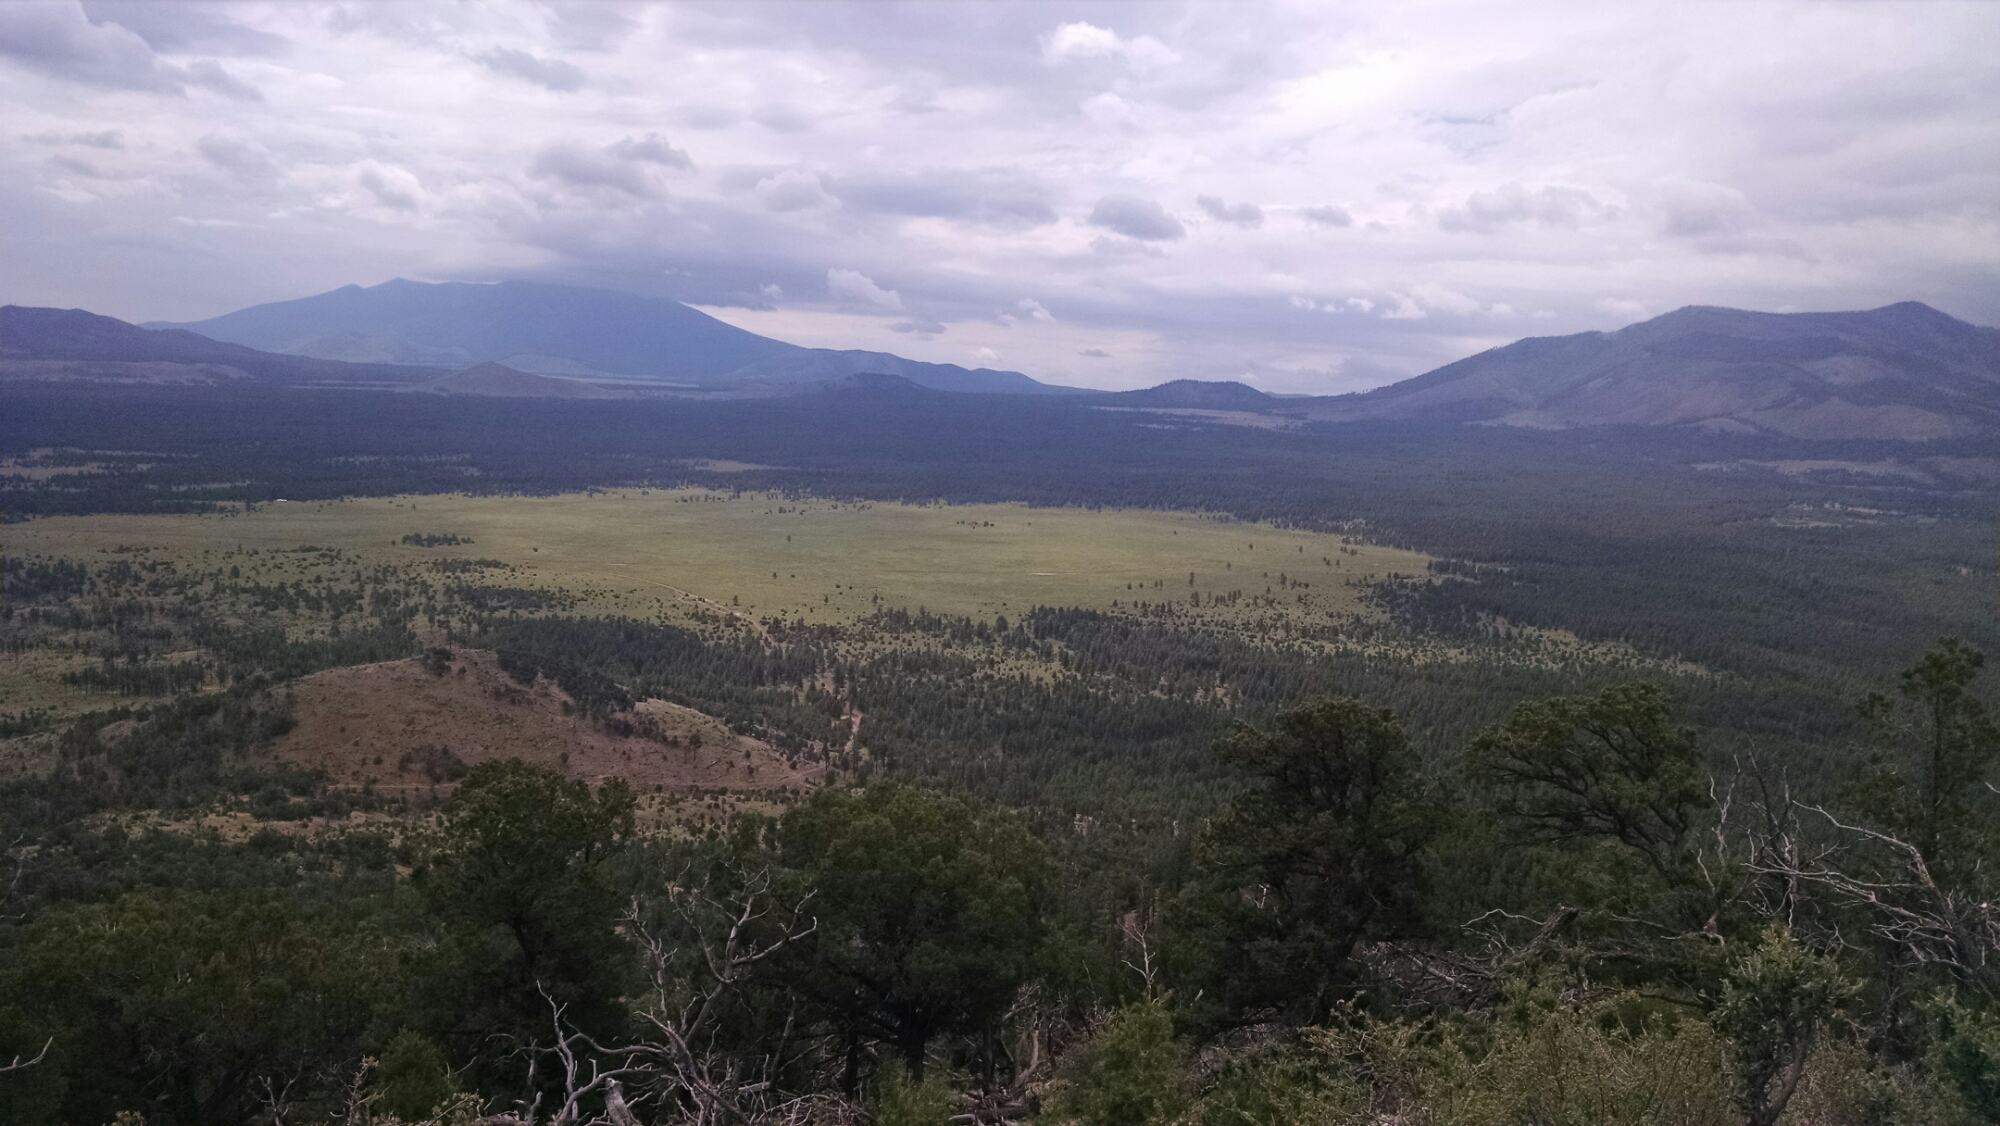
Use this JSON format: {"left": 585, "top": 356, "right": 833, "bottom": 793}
{"left": 3, "top": 1, "right": 1996, "bottom": 392}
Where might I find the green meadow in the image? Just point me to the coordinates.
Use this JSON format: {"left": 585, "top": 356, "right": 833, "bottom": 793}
{"left": 6, "top": 489, "right": 1430, "bottom": 624}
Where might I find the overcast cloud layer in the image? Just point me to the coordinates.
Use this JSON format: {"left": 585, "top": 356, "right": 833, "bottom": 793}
{"left": 3, "top": 1, "right": 1996, "bottom": 392}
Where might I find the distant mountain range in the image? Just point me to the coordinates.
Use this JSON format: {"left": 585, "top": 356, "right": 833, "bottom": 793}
{"left": 1072, "top": 302, "right": 1997, "bottom": 441}
{"left": 1302, "top": 301, "right": 1999, "bottom": 440}
{"left": 7, "top": 290, "right": 1993, "bottom": 441}
{"left": 145, "top": 278, "right": 1076, "bottom": 396}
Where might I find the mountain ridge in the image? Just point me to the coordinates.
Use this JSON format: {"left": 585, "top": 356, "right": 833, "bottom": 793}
{"left": 1302, "top": 301, "right": 1998, "bottom": 440}
{"left": 1, "top": 305, "right": 437, "bottom": 385}
{"left": 150, "top": 278, "right": 1075, "bottom": 395}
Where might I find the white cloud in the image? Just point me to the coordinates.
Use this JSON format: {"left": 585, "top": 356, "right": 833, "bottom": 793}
{"left": 1079, "top": 91, "right": 1137, "bottom": 129}
{"left": 1042, "top": 22, "right": 1179, "bottom": 71}
{"left": 1380, "top": 293, "right": 1427, "bottom": 320}
{"left": 1438, "top": 183, "right": 1613, "bottom": 233}
{"left": 827, "top": 268, "right": 902, "bottom": 310}
{"left": 356, "top": 161, "right": 425, "bottom": 212}
{"left": 1410, "top": 283, "right": 1482, "bottom": 316}
{"left": 1017, "top": 298, "right": 1055, "bottom": 322}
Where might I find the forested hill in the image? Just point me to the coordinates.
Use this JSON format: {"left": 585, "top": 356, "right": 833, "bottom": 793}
{"left": 0, "top": 305, "right": 437, "bottom": 386}
{"left": 1302, "top": 301, "right": 2000, "bottom": 440}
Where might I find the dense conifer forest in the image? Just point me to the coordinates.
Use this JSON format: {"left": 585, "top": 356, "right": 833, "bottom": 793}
{"left": 2, "top": 380, "right": 1996, "bottom": 1124}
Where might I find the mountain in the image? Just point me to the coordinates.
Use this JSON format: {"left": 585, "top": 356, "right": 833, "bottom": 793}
{"left": 152, "top": 278, "right": 792, "bottom": 380}
{"left": 153, "top": 278, "right": 1074, "bottom": 395}
{"left": 1307, "top": 302, "right": 1999, "bottom": 440}
{"left": 1, "top": 305, "right": 434, "bottom": 385}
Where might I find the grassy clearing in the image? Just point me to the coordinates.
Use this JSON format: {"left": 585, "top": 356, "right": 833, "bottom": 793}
{"left": 6, "top": 489, "right": 1431, "bottom": 625}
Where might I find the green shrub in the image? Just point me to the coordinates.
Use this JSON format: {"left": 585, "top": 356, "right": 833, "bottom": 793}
{"left": 1268, "top": 985, "right": 1735, "bottom": 1126}
{"left": 375, "top": 1028, "right": 457, "bottom": 1122}
{"left": 868, "top": 1057, "right": 957, "bottom": 1126}
{"left": 1197, "top": 1037, "right": 1364, "bottom": 1125}
{"left": 1046, "top": 1000, "right": 1192, "bottom": 1126}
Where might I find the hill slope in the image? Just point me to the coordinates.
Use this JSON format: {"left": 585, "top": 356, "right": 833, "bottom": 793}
{"left": 265, "top": 650, "right": 817, "bottom": 796}
{"left": 1, "top": 305, "right": 434, "bottom": 385}
{"left": 1309, "top": 302, "right": 1999, "bottom": 439}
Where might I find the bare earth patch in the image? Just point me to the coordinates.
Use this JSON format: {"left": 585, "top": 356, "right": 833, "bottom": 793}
{"left": 263, "top": 649, "right": 820, "bottom": 796}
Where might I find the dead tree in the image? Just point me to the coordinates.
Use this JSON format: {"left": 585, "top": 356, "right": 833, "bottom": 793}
{"left": 1753, "top": 805, "right": 2000, "bottom": 997}
{"left": 0, "top": 1038, "right": 50, "bottom": 1074}
{"left": 504, "top": 865, "right": 821, "bottom": 1126}
{"left": 625, "top": 866, "right": 818, "bottom": 1126}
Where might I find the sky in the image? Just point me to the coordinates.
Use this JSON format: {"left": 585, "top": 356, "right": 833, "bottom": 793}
{"left": 3, "top": 1, "right": 1996, "bottom": 393}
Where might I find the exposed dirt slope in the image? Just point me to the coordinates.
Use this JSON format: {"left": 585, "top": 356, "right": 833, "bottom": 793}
{"left": 263, "top": 649, "right": 819, "bottom": 795}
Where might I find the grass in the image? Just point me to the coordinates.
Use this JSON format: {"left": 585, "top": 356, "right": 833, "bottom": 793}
{"left": 5, "top": 489, "right": 1431, "bottom": 625}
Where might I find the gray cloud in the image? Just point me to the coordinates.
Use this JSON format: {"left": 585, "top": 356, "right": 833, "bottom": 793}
{"left": 1438, "top": 183, "right": 1610, "bottom": 232}
{"left": 1197, "top": 195, "right": 1263, "bottom": 228}
{"left": 890, "top": 315, "right": 945, "bottom": 334}
{"left": 607, "top": 133, "right": 694, "bottom": 172}
{"left": 836, "top": 170, "right": 1058, "bottom": 229}
{"left": 26, "top": 129, "right": 124, "bottom": 149}
{"left": 0, "top": 4, "right": 262, "bottom": 99}
{"left": 81, "top": 2, "right": 289, "bottom": 56}
{"left": 1299, "top": 205, "right": 1352, "bottom": 227}
{"left": 752, "top": 104, "right": 815, "bottom": 133}
{"left": 50, "top": 152, "right": 113, "bottom": 178}
{"left": 196, "top": 134, "right": 275, "bottom": 179}
{"left": 476, "top": 47, "right": 587, "bottom": 92}
{"left": 755, "top": 169, "right": 835, "bottom": 212}
{"left": 1089, "top": 234, "right": 1166, "bottom": 258}
{"left": 185, "top": 58, "right": 260, "bottom": 101}
{"left": 1088, "top": 195, "right": 1185, "bottom": 240}
{"left": 1078, "top": 348, "right": 1111, "bottom": 358}
{"left": 545, "top": 4, "right": 641, "bottom": 51}
{"left": 679, "top": 105, "right": 740, "bottom": 130}
{"left": 530, "top": 142, "right": 653, "bottom": 196}
{"left": 0, "top": 3, "right": 183, "bottom": 92}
